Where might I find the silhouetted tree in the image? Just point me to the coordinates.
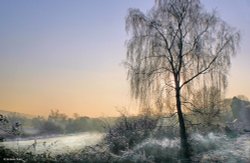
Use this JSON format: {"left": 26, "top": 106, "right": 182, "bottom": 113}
{"left": 125, "top": 0, "right": 240, "bottom": 162}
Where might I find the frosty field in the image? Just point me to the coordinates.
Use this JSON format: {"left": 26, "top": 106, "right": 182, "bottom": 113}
{"left": 0, "top": 132, "right": 103, "bottom": 155}
{"left": 0, "top": 132, "right": 249, "bottom": 162}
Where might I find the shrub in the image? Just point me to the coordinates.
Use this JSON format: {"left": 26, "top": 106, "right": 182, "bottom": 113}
{"left": 120, "top": 138, "right": 180, "bottom": 163}
{"left": 104, "top": 115, "right": 158, "bottom": 154}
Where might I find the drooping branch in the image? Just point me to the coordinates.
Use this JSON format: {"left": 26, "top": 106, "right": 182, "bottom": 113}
{"left": 180, "top": 55, "right": 218, "bottom": 88}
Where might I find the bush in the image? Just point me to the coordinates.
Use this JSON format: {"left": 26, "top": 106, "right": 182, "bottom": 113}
{"left": 190, "top": 133, "right": 227, "bottom": 154}
{"left": 120, "top": 138, "right": 180, "bottom": 163}
{"left": 104, "top": 115, "right": 158, "bottom": 154}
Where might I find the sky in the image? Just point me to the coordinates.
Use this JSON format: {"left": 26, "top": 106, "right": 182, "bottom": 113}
{"left": 0, "top": 0, "right": 249, "bottom": 117}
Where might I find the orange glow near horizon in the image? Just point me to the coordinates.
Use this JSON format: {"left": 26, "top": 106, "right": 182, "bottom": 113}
{"left": 0, "top": 63, "right": 248, "bottom": 118}
{"left": 0, "top": 69, "right": 139, "bottom": 117}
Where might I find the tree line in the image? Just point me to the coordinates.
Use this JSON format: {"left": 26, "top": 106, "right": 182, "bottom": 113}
{"left": 0, "top": 109, "right": 116, "bottom": 140}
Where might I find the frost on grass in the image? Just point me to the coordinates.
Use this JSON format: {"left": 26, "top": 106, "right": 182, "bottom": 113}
{"left": 1, "top": 132, "right": 103, "bottom": 155}
{"left": 117, "top": 133, "right": 250, "bottom": 162}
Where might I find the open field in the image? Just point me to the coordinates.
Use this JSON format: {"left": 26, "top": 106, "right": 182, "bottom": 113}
{"left": 1, "top": 132, "right": 103, "bottom": 155}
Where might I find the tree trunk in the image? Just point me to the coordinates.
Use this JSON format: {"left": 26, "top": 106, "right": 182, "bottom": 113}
{"left": 175, "top": 85, "right": 191, "bottom": 163}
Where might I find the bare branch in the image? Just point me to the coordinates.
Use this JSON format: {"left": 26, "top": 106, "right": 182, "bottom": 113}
{"left": 180, "top": 55, "right": 218, "bottom": 88}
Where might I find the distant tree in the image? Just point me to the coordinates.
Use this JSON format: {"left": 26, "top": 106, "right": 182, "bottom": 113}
{"left": 31, "top": 116, "right": 45, "bottom": 128}
{"left": 125, "top": 0, "right": 240, "bottom": 161}
{"left": 73, "top": 113, "right": 79, "bottom": 119}
{"left": 231, "top": 96, "right": 250, "bottom": 121}
{"left": 48, "top": 109, "right": 67, "bottom": 122}
{"left": 48, "top": 109, "right": 68, "bottom": 131}
{"left": 40, "top": 120, "right": 63, "bottom": 134}
{"left": 65, "top": 116, "right": 89, "bottom": 133}
{"left": 236, "top": 95, "right": 249, "bottom": 101}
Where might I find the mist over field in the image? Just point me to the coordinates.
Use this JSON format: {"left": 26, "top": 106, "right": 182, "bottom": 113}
{"left": 1, "top": 132, "right": 103, "bottom": 155}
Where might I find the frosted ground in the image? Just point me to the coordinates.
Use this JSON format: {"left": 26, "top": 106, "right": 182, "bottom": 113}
{"left": 119, "top": 133, "right": 250, "bottom": 162}
{"left": 1, "top": 132, "right": 103, "bottom": 155}
{"left": 0, "top": 132, "right": 249, "bottom": 162}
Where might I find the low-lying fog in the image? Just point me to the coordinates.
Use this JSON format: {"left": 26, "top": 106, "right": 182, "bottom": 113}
{"left": 1, "top": 132, "right": 103, "bottom": 155}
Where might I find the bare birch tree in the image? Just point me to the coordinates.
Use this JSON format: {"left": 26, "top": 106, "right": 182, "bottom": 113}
{"left": 125, "top": 0, "right": 240, "bottom": 162}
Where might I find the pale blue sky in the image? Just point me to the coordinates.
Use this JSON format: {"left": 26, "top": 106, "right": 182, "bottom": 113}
{"left": 202, "top": 0, "right": 250, "bottom": 98}
{"left": 0, "top": 1, "right": 249, "bottom": 116}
